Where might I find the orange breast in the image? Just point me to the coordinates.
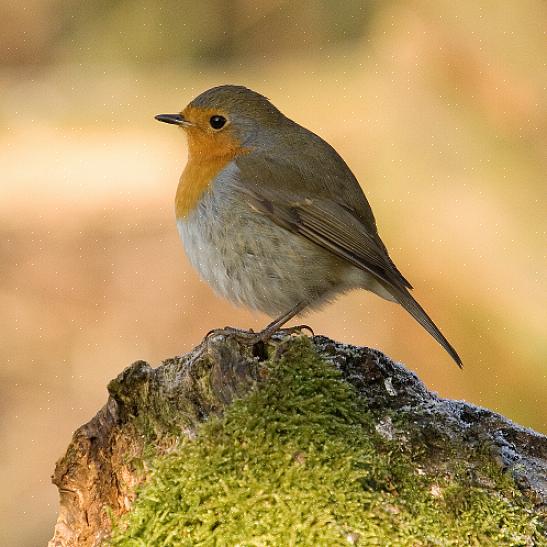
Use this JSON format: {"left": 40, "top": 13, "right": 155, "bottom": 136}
{"left": 175, "top": 155, "right": 230, "bottom": 219}
{"left": 175, "top": 112, "right": 249, "bottom": 219}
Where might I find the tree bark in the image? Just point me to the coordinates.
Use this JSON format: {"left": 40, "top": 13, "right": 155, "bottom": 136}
{"left": 49, "top": 333, "right": 546, "bottom": 546}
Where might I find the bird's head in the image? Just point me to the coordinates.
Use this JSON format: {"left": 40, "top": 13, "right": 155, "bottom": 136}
{"left": 155, "top": 85, "right": 284, "bottom": 157}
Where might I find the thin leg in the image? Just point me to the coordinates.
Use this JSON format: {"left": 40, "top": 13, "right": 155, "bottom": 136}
{"left": 255, "top": 301, "right": 309, "bottom": 341}
{"left": 204, "top": 301, "right": 310, "bottom": 344}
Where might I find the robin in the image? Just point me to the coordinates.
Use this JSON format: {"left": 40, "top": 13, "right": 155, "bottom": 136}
{"left": 155, "top": 85, "right": 462, "bottom": 367}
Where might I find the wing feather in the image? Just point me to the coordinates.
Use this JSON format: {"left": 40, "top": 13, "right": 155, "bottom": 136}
{"left": 234, "top": 151, "right": 461, "bottom": 367}
{"left": 244, "top": 189, "right": 411, "bottom": 290}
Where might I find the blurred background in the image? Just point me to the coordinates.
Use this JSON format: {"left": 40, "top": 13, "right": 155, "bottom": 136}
{"left": 1, "top": 0, "right": 545, "bottom": 545}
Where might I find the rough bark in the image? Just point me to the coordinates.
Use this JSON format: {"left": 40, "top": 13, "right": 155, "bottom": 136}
{"left": 49, "top": 333, "right": 547, "bottom": 546}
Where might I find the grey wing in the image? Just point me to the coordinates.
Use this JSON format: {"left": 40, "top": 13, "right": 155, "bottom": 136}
{"left": 234, "top": 152, "right": 462, "bottom": 367}
{"left": 249, "top": 192, "right": 412, "bottom": 290}
{"left": 234, "top": 152, "right": 412, "bottom": 291}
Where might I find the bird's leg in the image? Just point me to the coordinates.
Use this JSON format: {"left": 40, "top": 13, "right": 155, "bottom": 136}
{"left": 254, "top": 301, "right": 311, "bottom": 341}
{"left": 204, "top": 301, "right": 311, "bottom": 345}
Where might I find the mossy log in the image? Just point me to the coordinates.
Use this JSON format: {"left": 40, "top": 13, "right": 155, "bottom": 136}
{"left": 49, "top": 333, "right": 546, "bottom": 546}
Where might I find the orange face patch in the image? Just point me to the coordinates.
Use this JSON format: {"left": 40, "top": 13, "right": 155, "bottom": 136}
{"left": 175, "top": 106, "right": 248, "bottom": 219}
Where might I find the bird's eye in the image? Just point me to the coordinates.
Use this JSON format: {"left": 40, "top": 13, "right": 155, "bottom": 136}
{"left": 209, "top": 115, "right": 226, "bottom": 130}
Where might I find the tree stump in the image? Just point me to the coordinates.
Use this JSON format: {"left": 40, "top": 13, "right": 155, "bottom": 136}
{"left": 49, "top": 333, "right": 547, "bottom": 546}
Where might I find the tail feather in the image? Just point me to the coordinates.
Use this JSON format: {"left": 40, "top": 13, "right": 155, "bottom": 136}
{"left": 384, "top": 283, "right": 462, "bottom": 368}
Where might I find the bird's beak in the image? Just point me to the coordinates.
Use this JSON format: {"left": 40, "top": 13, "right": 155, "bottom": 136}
{"left": 154, "top": 113, "right": 192, "bottom": 127}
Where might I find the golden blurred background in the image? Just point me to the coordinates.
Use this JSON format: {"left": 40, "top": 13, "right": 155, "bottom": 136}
{"left": 1, "top": 1, "right": 546, "bottom": 545}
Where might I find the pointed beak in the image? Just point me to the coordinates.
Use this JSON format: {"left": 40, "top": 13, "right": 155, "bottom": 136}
{"left": 154, "top": 113, "right": 191, "bottom": 127}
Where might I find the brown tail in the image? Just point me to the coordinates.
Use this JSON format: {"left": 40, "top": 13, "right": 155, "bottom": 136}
{"left": 384, "top": 283, "right": 462, "bottom": 368}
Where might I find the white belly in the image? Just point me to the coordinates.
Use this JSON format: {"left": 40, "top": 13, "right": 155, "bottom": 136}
{"left": 176, "top": 165, "right": 393, "bottom": 316}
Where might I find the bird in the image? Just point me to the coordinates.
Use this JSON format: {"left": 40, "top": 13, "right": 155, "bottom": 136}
{"left": 155, "top": 85, "right": 462, "bottom": 367}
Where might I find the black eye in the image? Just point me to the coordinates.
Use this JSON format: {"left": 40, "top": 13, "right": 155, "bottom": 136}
{"left": 209, "top": 115, "right": 226, "bottom": 129}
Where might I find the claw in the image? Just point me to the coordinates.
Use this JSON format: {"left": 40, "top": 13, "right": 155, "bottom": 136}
{"left": 199, "top": 323, "right": 314, "bottom": 359}
{"left": 204, "top": 327, "right": 260, "bottom": 344}
{"left": 282, "top": 324, "right": 315, "bottom": 337}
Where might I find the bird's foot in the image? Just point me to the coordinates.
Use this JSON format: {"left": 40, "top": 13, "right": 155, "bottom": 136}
{"left": 191, "top": 327, "right": 254, "bottom": 362}
{"left": 273, "top": 324, "right": 315, "bottom": 338}
{"left": 204, "top": 324, "right": 314, "bottom": 345}
{"left": 204, "top": 326, "right": 258, "bottom": 344}
{"left": 193, "top": 323, "right": 314, "bottom": 363}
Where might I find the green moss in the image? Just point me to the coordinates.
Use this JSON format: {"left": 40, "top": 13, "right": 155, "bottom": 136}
{"left": 110, "top": 338, "right": 543, "bottom": 546}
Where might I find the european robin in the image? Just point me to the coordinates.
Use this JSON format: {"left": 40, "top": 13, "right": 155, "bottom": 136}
{"left": 155, "top": 85, "right": 462, "bottom": 367}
